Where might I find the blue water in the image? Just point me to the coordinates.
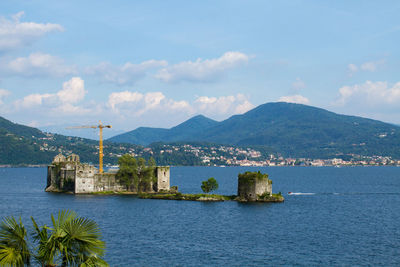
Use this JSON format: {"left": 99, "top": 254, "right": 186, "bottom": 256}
{"left": 1, "top": 166, "right": 400, "bottom": 266}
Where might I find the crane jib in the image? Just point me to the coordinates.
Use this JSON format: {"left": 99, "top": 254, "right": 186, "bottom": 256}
{"left": 66, "top": 123, "right": 112, "bottom": 174}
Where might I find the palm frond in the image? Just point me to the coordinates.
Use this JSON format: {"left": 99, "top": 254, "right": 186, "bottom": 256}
{"left": 80, "top": 254, "right": 109, "bottom": 267}
{"left": 0, "top": 217, "right": 30, "bottom": 267}
{"left": 59, "top": 214, "right": 106, "bottom": 266}
{"left": 0, "top": 245, "right": 23, "bottom": 267}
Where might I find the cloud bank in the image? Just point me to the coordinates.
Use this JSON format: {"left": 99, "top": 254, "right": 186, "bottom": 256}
{"left": 347, "top": 60, "right": 384, "bottom": 76}
{"left": 156, "top": 51, "right": 249, "bottom": 83}
{"left": 86, "top": 60, "right": 167, "bottom": 85}
{"left": 4, "top": 52, "right": 77, "bottom": 77}
{"left": 278, "top": 95, "right": 310, "bottom": 105}
{"left": 337, "top": 80, "right": 400, "bottom": 106}
{"left": 0, "top": 12, "right": 63, "bottom": 51}
{"left": 8, "top": 76, "right": 255, "bottom": 130}
{"left": 15, "top": 77, "right": 89, "bottom": 114}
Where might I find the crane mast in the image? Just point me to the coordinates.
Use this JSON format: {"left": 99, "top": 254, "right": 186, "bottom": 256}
{"left": 66, "top": 121, "right": 111, "bottom": 174}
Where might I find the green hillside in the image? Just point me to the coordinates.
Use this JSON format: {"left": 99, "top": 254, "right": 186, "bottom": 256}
{"left": 109, "top": 115, "right": 218, "bottom": 145}
{"left": 108, "top": 102, "right": 400, "bottom": 159}
{"left": 0, "top": 116, "right": 142, "bottom": 165}
{"left": 200, "top": 102, "right": 400, "bottom": 158}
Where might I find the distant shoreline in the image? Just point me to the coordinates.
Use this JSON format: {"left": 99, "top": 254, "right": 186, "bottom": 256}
{"left": 1, "top": 164, "right": 400, "bottom": 168}
{"left": 0, "top": 164, "right": 48, "bottom": 168}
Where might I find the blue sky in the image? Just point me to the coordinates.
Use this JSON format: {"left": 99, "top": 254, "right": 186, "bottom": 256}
{"left": 0, "top": 1, "right": 399, "bottom": 139}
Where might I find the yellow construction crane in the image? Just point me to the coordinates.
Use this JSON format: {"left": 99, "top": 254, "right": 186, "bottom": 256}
{"left": 67, "top": 121, "right": 112, "bottom": 174}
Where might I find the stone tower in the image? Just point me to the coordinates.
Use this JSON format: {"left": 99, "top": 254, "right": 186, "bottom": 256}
{"left": 237, "top": 171, "right": 272, "bottom": 201}
{"left": 156, "top": 166, "right": 170, "bottom": 192}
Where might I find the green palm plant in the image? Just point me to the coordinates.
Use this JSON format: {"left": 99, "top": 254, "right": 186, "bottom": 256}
{"left": 0, "top": 217, "right": 30, "bottom": 267}
{"left": 0, "top": 210, "right": 108, "bottom": 267}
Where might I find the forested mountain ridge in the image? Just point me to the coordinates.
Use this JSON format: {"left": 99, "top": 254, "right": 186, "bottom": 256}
{"left": 0, "top": 116, "right": 202, "bottom": 165}
{"left": 0, "top": 116, "right": 139, "bottom": 165}
{"left": 109, "top": 115, "right": 218, "bottom": 145}
{"left": 108, "top": 102, "right": 400, "bottom": 158}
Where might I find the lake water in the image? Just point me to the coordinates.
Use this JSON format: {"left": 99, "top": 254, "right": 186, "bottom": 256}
{"left": 1, "top": 166, "right": 400, "bottom": 266}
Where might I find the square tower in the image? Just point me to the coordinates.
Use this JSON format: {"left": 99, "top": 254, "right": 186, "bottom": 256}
{"left": 237, "top": 171, "right": 272, "bottom": 201}
{"left": 156, "top": 166, "right": 170, "bottom": 192}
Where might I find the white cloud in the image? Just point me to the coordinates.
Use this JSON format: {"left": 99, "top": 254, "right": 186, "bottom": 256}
{"left": 17, "top": 93, "right": 54, "bottom": 108}
{"left": 166, "top": 99, "right": 191, "bottom": 110}
{"left": 194, "top": 94, "right": 254, "bottom": 115}
{"left": 278, "top": 95, "right": 310, "bottom": 105}
{"left": 144, "top": 92, "right": 165, "bottom": 110}
{"left": 57, "top": 77, "right": 86, "bottom": 104}
{"left": 292, "top": 78, "right": 306, "bottom": 91}
{"left": 14, "top": 77, "right": 90, "bottom": 115}
{"left": 4, "top": 52, "right": 76, "bottom": 77}
{"left": 235, "top": 99, "right": 254, "bottom": 114}
{"left": 107, "top": 91, "right": 191, "bottom": 116}
{"left": 347, "top": 60, "right": 384, "bottom": 76}
{"left": 0, "top": 89, "right": 10, "bottom": 104}
{"left": 156, "top": 51, "right": 249, "bottom": 83}
{"left": 0, "top": 12, "right": 63, "bottom": 51}
{"left": 108, "top": 91, "right": 144, "bottom": 111}
{"left": 337, "top": 80, "right": 400, "bottom": 106}
{"left": 107, "top": 91, "right": 253, "bottom": 121}
{"left": 86, "top": 60, "right": 167, "bottom": 85}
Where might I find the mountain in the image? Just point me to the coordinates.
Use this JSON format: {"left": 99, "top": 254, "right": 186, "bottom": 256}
{"left": 0, "top": 116, "right": 142, "bottom": 165}
{"left": 108, "top": 102, "right": 400, "bottom": 158}
{"left": 0, "top": 117, "right": 53, "bottom": 164}
{"left": 0, "top": 116, "right": 45, "bottom": 139}
{"left": 109, "top": 115, "right": 218, "bottom": 145}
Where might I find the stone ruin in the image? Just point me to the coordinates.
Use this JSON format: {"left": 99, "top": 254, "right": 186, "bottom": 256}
{"left": 46, "top": 153, "right": 170, "bottom": 194}
{"left": 237, "top": 171, "right": 272, "bottom": 201}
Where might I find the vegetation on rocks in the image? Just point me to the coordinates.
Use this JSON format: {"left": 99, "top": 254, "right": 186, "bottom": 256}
{"left": 238, "top": 171, "right": 271, "bottom": 185}
{"left": 256, "top": 192, "right": 284, "bottom": 202}
{"left": 139, "top": 192, "right": 236, "bottom": 201}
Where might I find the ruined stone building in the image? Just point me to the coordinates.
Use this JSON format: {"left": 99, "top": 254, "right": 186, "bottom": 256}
{"left": 46, "top": 153, "right": 170, "bottom": 194}
{"left": 237, "top": 171, "right": 272, "bottom": 201}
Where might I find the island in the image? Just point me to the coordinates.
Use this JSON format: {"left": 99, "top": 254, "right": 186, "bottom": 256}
{"left": 45, "top": 154, "right": 284, "bottom": 203}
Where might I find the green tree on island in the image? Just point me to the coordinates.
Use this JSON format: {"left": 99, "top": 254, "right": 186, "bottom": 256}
{"left": 116, "top": 154, "right": 139, "bottom": 191}
{"left": 0, "top": 210, "right": 108, "bottom": 267}
{"left": 116, "top": 154, "right": 157, "bottom": 192}
{"left": 201, "top": 177, "right": 219, "bottom": 194}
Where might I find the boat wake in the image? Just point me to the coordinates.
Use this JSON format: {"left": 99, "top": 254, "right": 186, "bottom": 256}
{"left": 287, "top": 192, "right": 315, "bottom": 195}
{"left": 287, "top": 192, "right": 400, "bottom": 196}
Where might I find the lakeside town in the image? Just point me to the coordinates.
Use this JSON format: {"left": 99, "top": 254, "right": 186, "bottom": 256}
{"left": 141, "top": 143, "right": 400, "bottom": 167}
{"left": 3, "top": 135, "right": 397, "bottom": 168}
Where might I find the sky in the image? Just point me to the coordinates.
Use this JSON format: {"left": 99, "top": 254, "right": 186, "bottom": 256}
{"left": 0, "top": 0, "right": 400, "bottom": 139}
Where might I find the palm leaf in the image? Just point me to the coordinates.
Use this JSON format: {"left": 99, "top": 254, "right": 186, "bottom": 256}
{"left": 60, "top": 216, "right": 106, "bottom": 266}
{"left": 0, "top": 246, "right": 23, "bottom": 267}
{"left": 0, "top": 217, "right": 30, "bottom": 267}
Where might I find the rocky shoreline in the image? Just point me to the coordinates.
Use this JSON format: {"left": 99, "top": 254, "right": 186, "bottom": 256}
{"left": 138, "top": 192, "right": 284, "bottom": 202}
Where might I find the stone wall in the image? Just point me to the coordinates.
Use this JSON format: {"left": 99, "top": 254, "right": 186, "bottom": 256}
{"left": 93, "top": 173, "right": 125, "bottom": 192}
{"left": 237, "top": 171, "right": 272, "bottom": 201}
{"left": 46, "top": 153, "right": 170, "bottom": 194}
{"left": 74, "top": 164, "right": 96, "bottom": 193}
